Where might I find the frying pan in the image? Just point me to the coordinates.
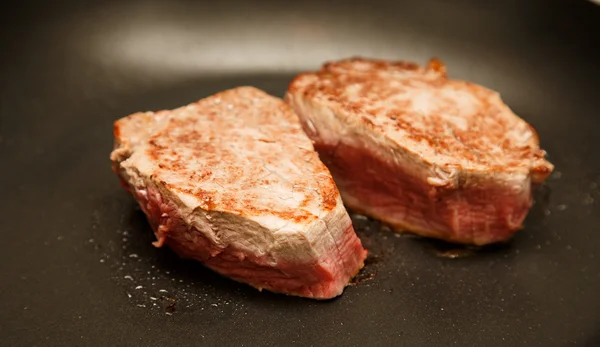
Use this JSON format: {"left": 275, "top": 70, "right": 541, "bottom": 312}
{"left": 2, "top": 0, "right": 599, "bottom": 345}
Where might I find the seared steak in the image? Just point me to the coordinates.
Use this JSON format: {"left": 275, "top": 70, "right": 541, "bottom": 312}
{"left": 286, "top": 58, "right": 554, "bottom": 245}
{"left": 110, "top": 86, "right": 367, "bottom": 299}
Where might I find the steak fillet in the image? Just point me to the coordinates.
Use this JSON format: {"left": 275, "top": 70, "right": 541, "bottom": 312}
{"left": 286, "top": 58, "right": 554, "bottom": 245}
{"left": 110, "top": 86, "right": 367, "bottom": 299}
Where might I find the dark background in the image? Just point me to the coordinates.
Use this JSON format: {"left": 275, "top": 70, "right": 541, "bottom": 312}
{"left": 1, "top": 0, "right": 599, "bottom": 346}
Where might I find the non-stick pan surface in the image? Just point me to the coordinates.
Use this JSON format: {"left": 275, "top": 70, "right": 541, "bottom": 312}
{"left": 2, "top": 0, "right": 600, "bottom": 345}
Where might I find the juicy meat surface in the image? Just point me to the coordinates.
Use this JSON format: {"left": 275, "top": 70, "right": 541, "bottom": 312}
{"left": 110, "top": 86, "right": 367, "bottom": 299}
{"left": 286, "top": 58, "right": 554, "bottom": 245}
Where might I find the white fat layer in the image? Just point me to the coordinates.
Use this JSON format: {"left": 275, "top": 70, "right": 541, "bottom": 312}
{"left": 286, "top": 91, "right": 530, "bottom": 191}
{"left": 286, "top": 72, "right": 549, "bottom": 178}
{"left": 120, "top": 163, "right": 349, "bottom": 265}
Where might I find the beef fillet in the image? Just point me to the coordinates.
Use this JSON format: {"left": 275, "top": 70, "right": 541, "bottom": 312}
{"left": 286, "top": 58, "right": 554, "bottom": 245}
{"left": 110, "top": 86, "right": 367, "bottom": 299}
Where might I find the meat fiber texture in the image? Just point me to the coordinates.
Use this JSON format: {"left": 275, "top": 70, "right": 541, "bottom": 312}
{"left": 286, "top": 58, "right": 554, "bottom": 245}
{"left": 110, "top": 86, "right": 367, "bottom": 299}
